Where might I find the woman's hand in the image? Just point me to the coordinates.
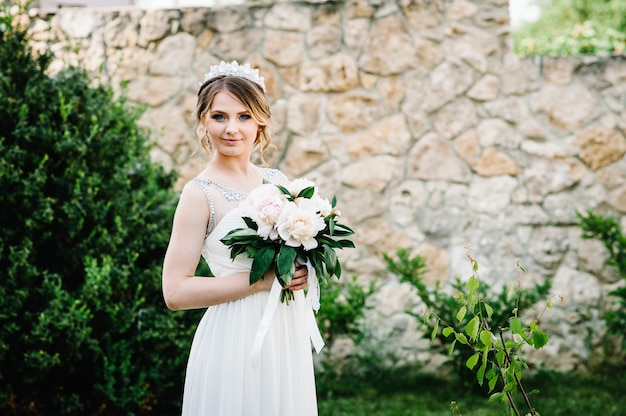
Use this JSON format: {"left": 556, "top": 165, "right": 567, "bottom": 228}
{"left": 253, "top": 268, "right": 277, "bottom": 292}
{"left": 285, "top": 262, "right": 308, "bottom": 291}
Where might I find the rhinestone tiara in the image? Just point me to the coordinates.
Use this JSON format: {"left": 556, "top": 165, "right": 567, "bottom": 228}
{"left": 201, "top": 60, "right": 266, "bottom": 92}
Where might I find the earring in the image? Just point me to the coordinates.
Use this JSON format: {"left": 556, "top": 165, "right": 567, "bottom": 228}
{"left": 202, "top": 132, "right": 213, "bottom": 150}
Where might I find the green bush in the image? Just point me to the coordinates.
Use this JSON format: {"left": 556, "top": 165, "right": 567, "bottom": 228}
{"left": 577, "top": 210, "right": 626, "bottom": 354}
{"left": 383, "top": 248, "right": 552, "bottom": 389}
{"left": 513, "top": 0, "right": 626, "bottom": 56}
{"left": 0, "top": 9, "right": 200, "bottom": 415}
{"left": 315, "top": 275, "right": 377, "bottom": 398}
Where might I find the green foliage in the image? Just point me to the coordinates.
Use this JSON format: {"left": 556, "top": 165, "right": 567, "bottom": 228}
{"left": 0, "top": 8, "right": 201, "bottom": 415}
{"left": 513, "top": 0, "right": 626, "bottom": 55}
{"left": 315, "top": 275, "right": 377, "bottom": 398}
{"left": 577, "top": 210, "right": 626, "bottom": 353}
{"left": 384, "top": 248, "right": 552, "bottom": 388}
{"left": 317, "top": 370, "right": 626, "bottom": 416}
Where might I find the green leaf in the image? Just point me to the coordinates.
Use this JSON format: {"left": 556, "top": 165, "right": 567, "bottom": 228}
{"left": 249, "top": 245, "right": 276, "bottom": 285}
{"left": 531, "top": 328, "right": 549, "bottom": 349}
{"left": 455, "top": 332, "right": 468, "bottom": 345}
{"left": 276, "top": 245, "right": 297, "bottom": 284}
{"left": 483, "top": 302, "right": 493, "bottom": 319}
{"left": 479, "top": 329, "right": 494, "bottom": 347}
{"left": 431, "top": 319, "right": 439, "bottom": 343}
{"left": 466, "top": 352, "right": 480, "bottom": 369}
{"left": 509, "top": 317, "right": 522, "bottom": 334}
{"left": 465, "top": 316, "right": 480, "bottom": 341}
{"left": 448, "top": 339, "right": 457, "bottom": 355}
{"left": 298, "top": 186, "right": 315, "bottom": 199}
{"left": 456, "top": 305, "right": 467, "bottom": 322}
{"left": 442, "top": 326, "right": 454, "bottom": 337}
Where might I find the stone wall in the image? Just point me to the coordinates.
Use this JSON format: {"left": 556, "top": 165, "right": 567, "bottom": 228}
{"left": 21, "top": 0, "right": 626, "bottom": 370}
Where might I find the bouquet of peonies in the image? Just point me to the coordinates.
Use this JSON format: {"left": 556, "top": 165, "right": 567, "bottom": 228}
{"left": 221, "top": 178, "right": 355, "bottom": 303}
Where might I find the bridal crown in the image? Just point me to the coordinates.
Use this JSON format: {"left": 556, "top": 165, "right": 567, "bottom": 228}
{"left": 202, "top": 60, "right": 266, "bottom": 92}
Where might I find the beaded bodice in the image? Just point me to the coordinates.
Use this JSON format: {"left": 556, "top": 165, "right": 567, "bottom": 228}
{"left": 191, "top": 176, "right": 250, "bottom": 202}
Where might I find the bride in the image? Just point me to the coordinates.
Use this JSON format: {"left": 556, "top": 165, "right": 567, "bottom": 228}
{"left": 161, "top": 61, "right": 320, "bottom": 415}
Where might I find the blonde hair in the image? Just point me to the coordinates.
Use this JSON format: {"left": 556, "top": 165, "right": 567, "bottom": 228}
{"left": 195, "top": 75, "right": 272, "bottom": 165}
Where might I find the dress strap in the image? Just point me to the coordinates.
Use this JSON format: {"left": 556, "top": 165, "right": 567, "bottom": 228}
{"left": 189, "top": 178, "right": 216, "bottom": 236}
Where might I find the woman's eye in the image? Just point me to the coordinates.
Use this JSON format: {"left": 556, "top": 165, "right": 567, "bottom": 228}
{"left": 212, "top": 114, "right": 226, "bottom": 121}
{"left": 239, "top": 114, "right": 251, "bottom": 121}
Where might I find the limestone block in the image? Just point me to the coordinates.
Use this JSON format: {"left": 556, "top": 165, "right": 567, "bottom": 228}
{"left": 500, "top": 54, "right": 541, "bottom": 95}
{"left": 423, "top": 61, "right": 475, "bottom": 112}
{"left": 354, "top": 217, "right": 411, "bottom": 254}
{"left": 576, "top": 126, "right": 626, "bottom": 171}
{"left": 449, "top": 0, "right": 477, "bottom": 21}
{"left": 312, "top": 4, "right": 342, "bottom": 27}
{"left": 326, "top": 92, "right": 386, "bottom": 132}
{"left": 306, "top": 25, "right": 342, "bottom": 59}
{"left": 138, "top": 9, "right": 175, "bottom": 46}
{"left": 388, "top": 180, "right": 429, "bottom": 225}
{"left": 595, "top": 159, "right": 626, "bottom": 189}
{"left": 541, "top": 56, "right": 581, "bottom": 85}
{"left": 358, "top": 14, "right": 421, "bottom": 76}
{"left": 467, "top": 74, "right": 499, "bottom": 101}
{"left": 476, "top": 118, "right": 521, "bottom": 149}
{"left": 343, "top": 18, "right": 368, "bottom": 54}
{"left": 473, "top": 148, "right": 520, "bottom": 177}
{"left": 149, "top": 32, "right": 195, "bottom": 76}
{"left": 608, "top": 185, "right": 626, "bottom": 214}
{"left": 179, "top": 8, "right": 208, "bottom": 36}
{"left": 126, "top": 75, "right": 182, "bottom": 107}
{"left": 342, "top": 155, "right": 399, "bottom": 191}
{"left": 347, "top": 114, "right": 412, "bottom": 160}
{"left": 106, "top": 47, "right": 152, "bottom": 80}
{"left": 505, "top": 204, "right": 550, "bottom": 225}
{"left": 604, "top": 56, "right": 626, "bottom": 85}
{"left": 346, "top": 0, "right": 374, "bottom": 18}
{"left": 286, "top": 93, "right": 322, "bottom": 135}
{"left": 400, "top": 0, "right": 443, "bottom": 31}
{"left": 297, "top": 54, "right": 359, "bottom": 92}
{"left": 265, "top": 3, "right": 312, "bottom": 32}
{"left": 468, "top": 175, "right": 517, "bottom": 215}
{"left": 433, "top": 97, "right": 478, "bottom": 139}
{"left": 279, "top": 135, "right": 329, "bottom": 177}
{"left": 206, "top": 6, "right": 251, "bottom": 33}
{"left": 453, "top": 129, "right": 480, "bottom": 166}
{"left": 56, "top": 9, "right": 102, "bottom": 38}
{"left": 416, "top": 242, "right": 450, "bottom": 286}
{"left": 378, "top": 76, "right": 405, "bottom": 111}
{"left": 520, "top": 157, "right": 584, "bottom": 203}
{"left": 209, "top": 29, "right": 264, "bottom": 63}
{"left": 340, "top": 189, "right": 385, "bottom": 223}
{"left": 408, "top": 132, "right": 472, "bottom": 182}
{"left": 142, "top": 104, "right": 193, "bottom": 156}
{"left": 102, "top": 11, "right": 141, "bottom": 49}
{"left": 483, "top": 96, "right": 529, "bottom": 124}
{"left": 530, "top": 85, "right": 599, "bottom": 132}
{"left": 551, "top": 266, "right": 601, "bottom": 305}
{"left": 263, "top": 30, "right": 305, "bottom": 67}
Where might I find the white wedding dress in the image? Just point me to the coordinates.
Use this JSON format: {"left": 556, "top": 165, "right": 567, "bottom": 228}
{"left": 181, "top": 169, "right": 319, "bottom": 416}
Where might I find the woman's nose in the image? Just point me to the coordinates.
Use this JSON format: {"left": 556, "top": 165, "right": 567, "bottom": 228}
{"left": 225, "top": 119, "right": 238, "bottom": 134}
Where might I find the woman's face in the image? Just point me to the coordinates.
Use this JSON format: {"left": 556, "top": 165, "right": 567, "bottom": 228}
{"left": 205, "top": 91, "right": 260, "bottom": 159}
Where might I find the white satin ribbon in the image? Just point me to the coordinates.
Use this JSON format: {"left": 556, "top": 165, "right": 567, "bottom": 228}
{"left": 250, "top": 261, "right": 325, "bottom": 368}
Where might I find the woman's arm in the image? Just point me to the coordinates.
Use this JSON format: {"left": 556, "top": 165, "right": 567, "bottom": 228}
{"left": 161, "top": 184, "right": 308, "bottom": 311}
{"left": 161, "top": 185, "right": 273, "bottom": 310}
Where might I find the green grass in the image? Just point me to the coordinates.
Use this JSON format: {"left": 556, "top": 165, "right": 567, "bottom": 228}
{"left": 317, "top": 370, "right": 626, "bottom": 416}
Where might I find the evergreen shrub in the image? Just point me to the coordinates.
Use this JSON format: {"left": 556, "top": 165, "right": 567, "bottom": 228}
{"left": 0, "top": 9, "right": 200, "bottom": 415}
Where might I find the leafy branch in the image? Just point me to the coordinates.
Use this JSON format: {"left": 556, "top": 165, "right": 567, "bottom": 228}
{"left": 423, "top": 246, "right": 562, "bottom": 416}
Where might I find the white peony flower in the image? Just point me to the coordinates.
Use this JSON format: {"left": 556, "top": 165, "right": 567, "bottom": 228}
{"left": 296, "top": 195, "right": 332, "bottom": 218}
{"left": 241, "top": 184, "right": 286, "bottom": 239}
{"left": 287, "top": 177, "right": 316, "bottom": 198}
{"left": 277, "top": 201, "right": 326, "bottom": 250}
